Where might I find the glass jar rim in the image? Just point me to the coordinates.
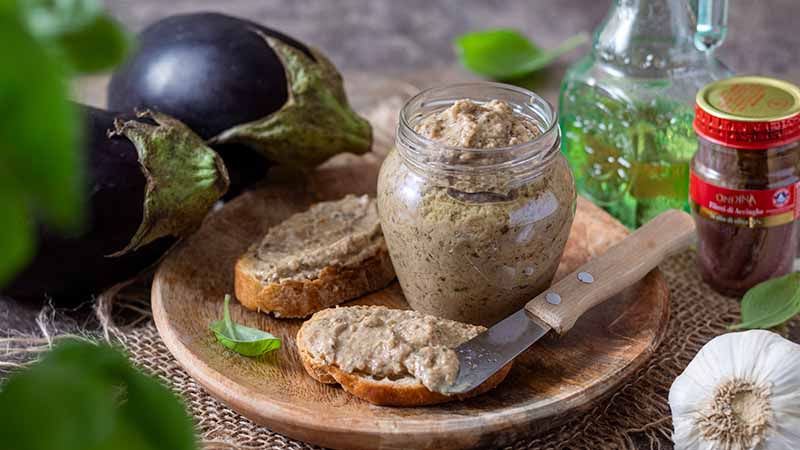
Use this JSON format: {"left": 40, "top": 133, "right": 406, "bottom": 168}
{"left": 395, "top": 82, "right": 560, "bottom": 180}
{"left": 398, "top": 82, "right": 558, "bottom": 152}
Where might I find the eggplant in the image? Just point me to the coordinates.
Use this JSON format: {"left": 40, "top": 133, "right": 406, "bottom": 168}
{"left": 108, "top": 12, "right": 372, "bottom": 171}
{"left": 110, "top": 13, "right": 309, "bottom": 140}
{"left": 4, "top": 105, "right": 229, "bottom": 301}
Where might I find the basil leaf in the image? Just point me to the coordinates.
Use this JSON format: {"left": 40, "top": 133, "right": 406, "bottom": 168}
{"left": 0, "top": 341, "right": 198, "bottom": 450}
{"left": 22, "top": 0, "right": 133, "bottom": 73}
{"left": 0, "top": 0, "right": 131, "bottom": 286}
{"left": 455, "top": 29, "right": 588, "bottom": 80}
{"left": 0, "top": 359, "right": 116, "bottom": 450}
{"left": 48, "top": 14, "right": 132, "bottom": 73}
{"left": 0, "top": 15, "right": 83, "bottom": 230}
{"left": 0, "top": 14, "right": 84, "bottom": 284}
{"left": 0, "top": 0, "right": 17, "bottom": 15}
{"left": 210, "top": 295, "right": 281, "bottom": 357}
{"left": 0, "top": 178, "right": 33, "bottom": 287}
{"left": 121, "top": 365, "right": 198, "bottom": 450}
{"left": 22, "top": 0, "right": 103, "bottom": 35}
{"left": 729, "top": 272, "right": 800, "bottom": 330}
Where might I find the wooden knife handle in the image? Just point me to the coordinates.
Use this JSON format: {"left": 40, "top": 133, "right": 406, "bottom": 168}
{"left": 525, "top": 209, "right": 695, "bottom": 335}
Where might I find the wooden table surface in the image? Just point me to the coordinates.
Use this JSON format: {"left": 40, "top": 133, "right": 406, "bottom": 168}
{"left": 3, "top": 1, "right": 800, "bottom": 449}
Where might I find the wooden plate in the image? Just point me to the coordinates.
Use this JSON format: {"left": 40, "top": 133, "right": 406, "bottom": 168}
{"left": 151, "top": 76, "right": 670, "bottom": 450}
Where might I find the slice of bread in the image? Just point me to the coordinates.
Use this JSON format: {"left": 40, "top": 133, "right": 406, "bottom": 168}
{"left": 235, "top": 195, "right": 395, "bottom": 318}
{"left": 297, "top": 306, "right": 513, "bottom": 406}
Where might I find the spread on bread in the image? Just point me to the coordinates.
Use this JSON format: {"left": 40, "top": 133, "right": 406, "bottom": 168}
{"left": 234, "top": 195, "right": 395, "bottom": 318}
{"left": 256, "top": 195, "right": 384, "bottom": 283}
{"left": 298, "top": 306, "right": 482, "bottom": 393}
{"left": 296, "top": 305, "right": 511, "bottom": 406}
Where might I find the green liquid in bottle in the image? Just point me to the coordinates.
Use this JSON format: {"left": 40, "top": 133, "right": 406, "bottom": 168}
{"left": 560, "top": 82, "right": 696, "bottom": 228}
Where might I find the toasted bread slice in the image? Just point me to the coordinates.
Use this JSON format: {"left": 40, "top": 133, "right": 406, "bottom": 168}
{"left": 297, "top": 306, "right": 512, "bottom": 406}
{"left": 235, "top": 195, "right": 395, "bottom": 318}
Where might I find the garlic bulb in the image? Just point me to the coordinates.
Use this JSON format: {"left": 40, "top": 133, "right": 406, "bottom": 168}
{"left": 669, "top": 330, "right": 800, "bottom": 450}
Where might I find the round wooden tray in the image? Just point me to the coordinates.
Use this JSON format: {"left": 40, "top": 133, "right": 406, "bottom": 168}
{"left": 151, "top": 76, "right": 670, "bottom": 450}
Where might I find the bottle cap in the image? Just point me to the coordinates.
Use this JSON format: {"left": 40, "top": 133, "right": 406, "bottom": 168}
{"left": 694, "top": 76, "right": 800, "bottom": 150}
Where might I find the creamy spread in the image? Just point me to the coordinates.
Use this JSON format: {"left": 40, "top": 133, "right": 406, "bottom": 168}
{"left": 378, "top": 99, "right": 575, "bottom": 325}
{"left": 299, "top": 306, "right": 483, "bottom": 393}
{"left": 415, "top": 99, "right": 541, "bottom": 148}
{"left": 256, "top": 195, "right": 384, "bottom": 283}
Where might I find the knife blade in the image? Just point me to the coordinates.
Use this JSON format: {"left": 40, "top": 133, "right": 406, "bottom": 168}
{"left": 441, "top": 209, "right": 696, "bottom": 395}
{"left": 443, "top": 309, "right": 549, "bottom": 394}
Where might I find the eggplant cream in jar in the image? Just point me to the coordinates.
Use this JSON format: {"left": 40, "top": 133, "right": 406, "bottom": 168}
{"left": 377, "top": 83, "right": 576, "bottom": 326}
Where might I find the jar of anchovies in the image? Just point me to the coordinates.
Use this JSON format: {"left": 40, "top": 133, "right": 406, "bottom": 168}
{"left": 691, "top": 76, "right": 800, "bottom": 296}
{"left": 377, "top": 83, "right": 576, "bottom": 326}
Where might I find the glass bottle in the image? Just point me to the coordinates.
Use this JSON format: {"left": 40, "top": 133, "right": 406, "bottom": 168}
{"left": 559, "top": 0, "right": 731, "bottom": 228}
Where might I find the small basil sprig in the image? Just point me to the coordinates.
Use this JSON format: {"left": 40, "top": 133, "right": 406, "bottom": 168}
{"left": 210, "top": 295, "right": 281, "bottom": 357}
{"left": 729, "top": 272, "right": 800, "bottom": 330}
{"left": 454, "top": 29, "right": 588, "bottom": 80}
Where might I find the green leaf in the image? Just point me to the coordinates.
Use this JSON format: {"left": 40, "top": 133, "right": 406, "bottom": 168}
{"left": 49, "top": 14, "right": 133, "bottom": 73}
{"left": 729, "top": 272, "right": 800, "bottom": 330}
{"left": 0, "top": 1, "right": 130, "bottom": 286}
{"left": 0, "top": 15, "right": 84, "bottom": 230}
{"left": 0, "top": 0, "right": 18, "bottom": 15}
{"left": 35, "top": 339, "right": 130, "bottom": 375}
{"left": 22, "top": 0, "right": 103, "bottom": 35}
{"left": 0, "top": 177, "right": 34, "bottom": 287}
{"left": 454, "top": 29, "right": 588, "bottom": 80}
{"left": 0, "top": 341, "right": 198, "bottom": 450}
{"left": 210, "top": 295, "right": 282, "bottom": 357}
{"left": 120, "top": 368, "right": 198, "bottom": 450}
{"left": 22, "top": 0, "right": 133, "bottom": 73}
{"left": 0, "top": 359, "right": 117, "bottom": 450}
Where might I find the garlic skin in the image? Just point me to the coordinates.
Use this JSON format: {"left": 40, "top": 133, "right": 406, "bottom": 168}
{"left": 669, "top": 330, "right": 800, "bottom": 450}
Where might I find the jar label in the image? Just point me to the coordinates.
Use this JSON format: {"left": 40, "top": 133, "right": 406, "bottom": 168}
{"left": 690, "top": 170, "right": 800, "bottom": 227}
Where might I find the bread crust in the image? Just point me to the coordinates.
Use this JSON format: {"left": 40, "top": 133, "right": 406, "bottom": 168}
{"left": 296, "top": 315, "right": 513, "bottom": 406}
{"left": 235, "top": 247, "right": 395, "bottom": 318}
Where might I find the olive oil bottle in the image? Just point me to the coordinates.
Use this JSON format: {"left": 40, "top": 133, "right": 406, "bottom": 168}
{"left": 558, "top": 0, "right": 731, "bottom": 228}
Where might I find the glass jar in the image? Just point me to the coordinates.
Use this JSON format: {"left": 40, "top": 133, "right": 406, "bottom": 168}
{"left": 690, "top": 76, "right": 800, "bottom": 297}
{"left": 559, "top": 0, "right": 732, "bottom": 229}
{"left": 377, "top": 83, "right": 576, "bottom": 326}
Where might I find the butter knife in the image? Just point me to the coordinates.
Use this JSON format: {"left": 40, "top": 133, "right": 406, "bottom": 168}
{"left": 443, "top": 209, "right": 695, "bottom": 394}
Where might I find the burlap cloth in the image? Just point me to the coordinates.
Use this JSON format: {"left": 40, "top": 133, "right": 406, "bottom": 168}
{"left": 92, "top": 249, "right": 757, "bottom": 450}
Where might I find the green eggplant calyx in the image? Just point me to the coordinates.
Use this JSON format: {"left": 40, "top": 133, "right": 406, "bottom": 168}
{"left": 210, "top": 36, "right": 373, "bottom": 168}
{"left": 107, "top": 110, "right": 230, "bottom": 256}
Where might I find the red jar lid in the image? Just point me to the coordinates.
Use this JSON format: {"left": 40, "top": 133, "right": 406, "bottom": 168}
{"left": 694, "top": 76, "right": 800, "bottom": 150}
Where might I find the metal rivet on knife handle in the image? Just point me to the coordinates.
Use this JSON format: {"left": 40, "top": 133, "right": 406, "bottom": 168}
{"left": 577, "top": 272, "right": 594, "bottom": 284}
{"left": 545, "top": 292, "right": 561, "bottom": 305}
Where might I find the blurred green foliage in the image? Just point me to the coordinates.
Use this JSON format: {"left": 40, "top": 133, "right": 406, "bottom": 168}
{"left": 0, "top": 0, "right": 132, "bottom": 286}
{"left": 0, "top": 341, "right": 198, "bottom": 450}
{"left": 0, "top": 8, "right": 200, "bottom": 448}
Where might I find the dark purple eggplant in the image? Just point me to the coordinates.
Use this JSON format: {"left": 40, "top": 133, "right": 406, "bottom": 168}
{"left": 108, "top": 12, "right": 371, "bottom": 172}
{"left": 109, "top": 13, "right": 309, "bottom": 140}
{"left": 3, "top": 105, "right": 229, "bottom": 301}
